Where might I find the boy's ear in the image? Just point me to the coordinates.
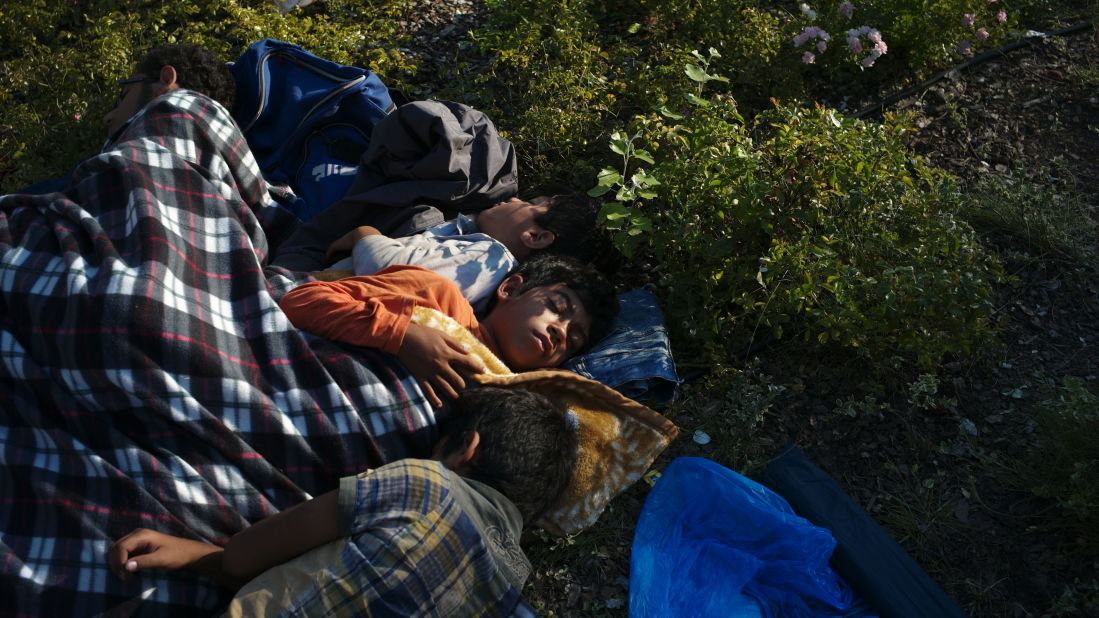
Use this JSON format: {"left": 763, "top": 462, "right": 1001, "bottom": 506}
{"left": 496, "top": 274, "right": 524, "bottom": 302}
{"left": 440, "top": 430, "right": 480, "bottom": 473}
{"left": 157, "top": 65, "right": 179, "bottom": 94}
{"left": 521, "top": 228, "right": 555, "bottom": 251}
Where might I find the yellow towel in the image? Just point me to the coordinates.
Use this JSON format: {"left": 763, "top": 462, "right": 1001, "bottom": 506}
{"left": 411, "top": 306, "right": 679, "bottom": 536}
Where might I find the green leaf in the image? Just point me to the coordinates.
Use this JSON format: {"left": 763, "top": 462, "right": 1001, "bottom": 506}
{"left": 708, "top": 47, "right": 721, "bottom": 59}
{"left": 609, "top": 131, "right": 629, "bottom": 155}
{"left": 626, "top": 216, "right": 652, "bottom": 236}
{"left": 596, "top": 167, "right": 622, "bottom": 186}
{"left": 684, "top": 64, "right": 708, "bottom": 83}
{"left": 632, "top": 171, "right": 661, "bottom": 187}
{"left": 627, "top": 22, "right": 641, "bottom": 34}
{"left": 658, "top": 105, "right": 684, "bottom": 120}
{"left": 587, "top": 184, "right": 612, "bottom": 197}
{"left": 637, "top": 189, "right": 658, "bottom": 199}
{"left": 598, "top": 202, "right": 629, "bottom": 223}
{"left": 633, "top": 149, "right": 655, "bottom": 164}
{"left": 685, "top": 93, "right": 711, "bottom": 107}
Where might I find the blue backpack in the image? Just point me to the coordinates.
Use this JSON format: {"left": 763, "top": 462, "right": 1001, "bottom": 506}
{"left": 229, "top": 39, "right": 396, "bottom": 221}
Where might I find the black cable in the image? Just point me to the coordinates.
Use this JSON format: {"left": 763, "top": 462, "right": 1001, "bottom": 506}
{"left": 853, "top": 21, "right": 1094, "bottom": 120}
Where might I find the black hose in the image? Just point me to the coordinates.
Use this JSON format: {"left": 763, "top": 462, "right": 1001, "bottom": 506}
{"left": 852, "top": 21, "right": 1095, "bottom": 120}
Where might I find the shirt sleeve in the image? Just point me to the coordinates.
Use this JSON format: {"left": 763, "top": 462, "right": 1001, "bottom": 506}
{"left": 352, "top": 234, "right": 432, "bottom": 276}
{"left": 279, "top": 265, "right": 480, "bottom": 354}
{"left": 357, "top": 233, "right": 515, "bottom": 313}
{"left": 337, "top": 460, "right": 452, "bottom": 537}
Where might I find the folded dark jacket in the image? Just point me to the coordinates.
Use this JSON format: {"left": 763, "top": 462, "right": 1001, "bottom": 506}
{"left": 272, "top": 100, "right": 518, "bottom": 272}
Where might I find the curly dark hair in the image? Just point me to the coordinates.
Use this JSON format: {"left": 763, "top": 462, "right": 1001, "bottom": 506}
{"left": 511, "top": 254, "right": 619, "bottom": 350}
{"left": 525, "top": 190, "right": 600, "bottom": 261}
{"left": 136, "top": 43, "right": 235, "bottom": 111}
{"left": 438, "top": 387, "right": 577, "bottom": 525}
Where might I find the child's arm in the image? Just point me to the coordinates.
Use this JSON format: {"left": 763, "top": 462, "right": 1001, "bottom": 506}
{"left": 325, "top": 225, "right": 382, "bottom": 265}
{"left": 108, "top": 490, "right": 341, "bottom": 588}
{"left": 280, "top": 269, "right": 486, "bottom": 406}
{"left": 279, "top": 275, "right": 419, "bottom": 354}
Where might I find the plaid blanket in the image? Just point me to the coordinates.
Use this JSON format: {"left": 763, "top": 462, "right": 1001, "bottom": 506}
{"left": 0, "top": 91, "right": 435, "bottom": 616}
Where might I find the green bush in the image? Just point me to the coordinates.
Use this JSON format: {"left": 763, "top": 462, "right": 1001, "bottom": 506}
{"left": 815, "top": 0, "right": 1013, "bottom": 74}
{"left": 591, "top": 57, "right": 1001, "bottom": 383}
{"left": 465, "top": 0, "right": 620, "bottom": 188}
{"left": 1026, "top": 377, "right": 1099, "bottom": 552}
{"left": 467, "top": 0, "right": 1045, "bottom": 191}
{"left": 0, "top": 0, "right": 413, "bottom": 193}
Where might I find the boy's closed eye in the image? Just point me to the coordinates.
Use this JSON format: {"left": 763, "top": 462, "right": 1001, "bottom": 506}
{"left": 547, "top": 292, "right": 588, "bottom": 351}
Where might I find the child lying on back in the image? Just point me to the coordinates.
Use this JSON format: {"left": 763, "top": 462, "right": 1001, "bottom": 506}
{"left": 323, "top": 193, "right": 597, "bottom": 313}
{"left": 280, "top": 254, "right": 618, "bottom": 406}
{"left": 109, "top": 387, "right": 577, "bottom": 616}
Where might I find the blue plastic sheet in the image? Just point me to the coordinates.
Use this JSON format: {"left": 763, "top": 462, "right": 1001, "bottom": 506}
{"left": 630, "top": 457, "right": 866, "bottom": 617}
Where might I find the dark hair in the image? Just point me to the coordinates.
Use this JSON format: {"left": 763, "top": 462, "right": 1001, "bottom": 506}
{"left": 528, "top": 191, "right": 599, "bottom": 261}
{"left": 438, "top": 387, "right": 577, "bottom": 524}
{"left": 136, "top": 43, "right": 236, "bottom": 111}
{"left": 511, "top": 254, "right": 618, "bottom": 350}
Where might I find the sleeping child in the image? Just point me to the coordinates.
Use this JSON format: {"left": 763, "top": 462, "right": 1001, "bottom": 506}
{"left": 279, "top": 254, "right": 619, "bottom": 406}
{"left": 108, "top": 387, "right": 576, "bottom": 616}
{"left": 322, "top": 192, "right": 597, "bottom": 313}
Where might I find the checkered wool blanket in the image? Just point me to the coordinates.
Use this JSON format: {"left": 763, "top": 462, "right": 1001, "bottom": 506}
{"left": 0, "top": 91, "right": 436, "bottom": 616}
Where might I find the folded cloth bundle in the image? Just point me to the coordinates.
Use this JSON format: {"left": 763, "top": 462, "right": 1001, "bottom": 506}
{"left": 412, "top": 306, "right": 680, "bottom": 535}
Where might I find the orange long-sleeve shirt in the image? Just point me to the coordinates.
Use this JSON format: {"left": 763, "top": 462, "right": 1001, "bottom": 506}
{"left": 279, "top": 265, "right": 490, "bottom": 355}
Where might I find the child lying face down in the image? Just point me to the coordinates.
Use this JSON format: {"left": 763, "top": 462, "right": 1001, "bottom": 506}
{"left": 280, "top": 254, "right": 618, "bottom": 406}
{"left": 323, "top": 193, "right": 597, "bottom": 313}
{"left": 108, "top": 387, "right": 577, "bottom": 615}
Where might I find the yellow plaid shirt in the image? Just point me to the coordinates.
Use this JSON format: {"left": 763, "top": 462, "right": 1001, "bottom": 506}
{"left": 226, "top": 459, "right": 535, "bottom": 617}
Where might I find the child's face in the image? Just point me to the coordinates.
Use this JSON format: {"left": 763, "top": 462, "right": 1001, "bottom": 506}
{"left": 477, "top": 198, "right": 554, "bottom": 259}
{"left": 481, "top": 279, "right": 592, "bottom": 370}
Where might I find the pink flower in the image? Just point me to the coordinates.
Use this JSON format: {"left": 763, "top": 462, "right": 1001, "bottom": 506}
{"left": 976, "top": 27, "right": 989, "bottom": 41}
{"left": 73, "top": 113, "right": 82, "bottom": 121}
{"left": 962, "top": 13, "right": 975, "bottom": 27}
{"left": 866, "top": 28, "right": 882, "bottom": 44}
{"left": 803, "top": 51, "right": 816, "bottom": 64}
{"left": 849, "top": 37, "right": 863, "bottom": 54}
{"left": 794, "top": 32, "right": 810, "bottom": 46}
{"left": 997, "top": 9, "right": 1007, "bottom": 23}
{"left": 838, "top": 1, "right": 854, "bottom": 19}
{"left": 958, "top": 39, "right": 972, "bottom": 55}
{"left": 860, "top": 54, "right": 876, "bottom": 68}
{"left": 874, "top": 39, "right": 888, "bottom": 54}
{"left": 817, "top": 40, "right": 828, "bottom": 53}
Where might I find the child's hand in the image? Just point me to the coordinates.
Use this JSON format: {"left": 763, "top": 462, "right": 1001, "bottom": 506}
{"left": 108, "top": 529, "right": 221, "bottom": 581}
{"left": 325, "top": 225, "right": 383, "bottom": 263}
{"left": 398, "top": 322, "right": 487, "bottom": 407}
